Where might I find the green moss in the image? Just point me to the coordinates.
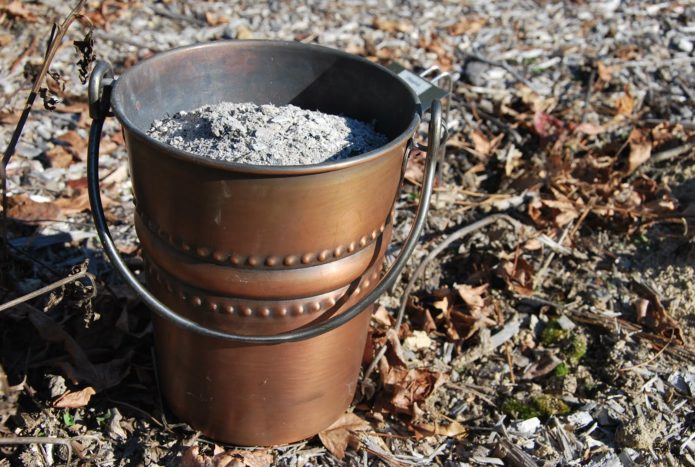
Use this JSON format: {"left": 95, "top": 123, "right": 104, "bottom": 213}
{"left": 531, "top": 395, "right": 570, "bottom": 416}
{"left": 502, "top": 398, "right": 541, "bottom": 419}
{"left": 554, "top": 362, "right": 569, "bottom": 377}
{"left": 541, "top": 320, "right": 588, "bottom": 367}
{"left": 502, "top": 394, "right": 571, "bottom": 419}
{"left": 541, "top": 321, "right": 568, "bottom": 346}
{"left": 568, "top": 334, "right": 587, "bottom": 365}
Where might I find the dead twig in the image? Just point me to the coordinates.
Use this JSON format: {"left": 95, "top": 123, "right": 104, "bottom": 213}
{"left": 1, "top": 0, "right": 88, "bottom": 256}
{"left": 397, "top": 213, "right": 524, "bottom": 327}
{"left": 0, "top": 436, "right": 72, "bottom": 466}
{"left": 363, "top": 214, "right": 525, "bottom": 387}
{"left": 505, "top": 341, "right": 516, "bottom": 384}
{"left": 452, "top": 319, "right": 521, "bottom": 368}
{"left": 461, "top": 50, "right": 548, "bottom": 95}
{"left": 533, "top": 220, "right": 574, "bottom": 291}
{"left": 9, "top": 35, "right": 39, "bottom": 73}
{"left": 0, "top": 267, "right": 95, "bottom": 314}
{"left": 619, "top": 335, "right": 674, "bottom": 373}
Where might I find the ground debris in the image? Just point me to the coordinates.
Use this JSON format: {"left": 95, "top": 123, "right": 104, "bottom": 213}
{"left": 1, "top": 0, "right": 695, "bottom": 465}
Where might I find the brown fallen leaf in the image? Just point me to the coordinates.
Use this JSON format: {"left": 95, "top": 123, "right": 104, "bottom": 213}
{"left": 0, "top": 364, "right": 21, "bottom": 428}
{"left": 596, "top": 61, "right": 619, "bottom": 83}
{"left": 498, "top": 258, "right": 535, "bottom": 296}
{"left": 404, "top": 148, "right": 425, "bottom": 185}
{"left": 46, "top": 145, "right": 74, "bottom": 168}
{"left": 379, "top": 364, "right": 447, "bottom": 417}
{"left": 447, "top": 17, "right": 485, "bottom": 36}
{"left": 372, "top": 16, "right": 412, "bottom": 33}
{"left": 470, "top": 129, "right": 503, "bottom": 158}
{"left": 455, "top": 284, "right": 488, "bottom": 308}
{"left": 58, "top": 130, "right": 88, "bottom": 161}
{"left": 1, "top": 1, "right": 38, "bottom": 22}
{"left": 413, "top": 420, "right": 467, "bottom": 439}
{"left": 632, "top": 281, "right": 684, "bottom": 344}
{"left": 318, "top": 412, "right": 371, "bottom": 460}
{"left": 53, "top": 386, "right": 96, "bottom": 409}
{"left": 407, "top": 296, "right": 437, "bottom": 334}
{"left": 27, "top": 310, "right": 131, "bottom": 391}
{"left": 627, "top": 128, "right": 652, "bottom": 174}
{"left": 615, "top": 86, "right": 634, "bottom": 116}
{"left": 205, "top": 11, "right": 229, "bottom": 26}
{"left": 8, "top": 194, "right": 62, "bottom": 222}
{"left": 533, "top": 111, "right": 564, "bottom": 138}
{"left": 573, "top": 122, "right": 605, "bottom": 136}
{"left": 181, "top": 446, "right": 273, "bottom": 467}
{"left": 0, "top": 34, "right": 12, "bottom": 47}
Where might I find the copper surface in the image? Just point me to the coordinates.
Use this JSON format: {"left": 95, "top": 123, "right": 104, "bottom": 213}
{"left": 108, "top": 41, "right": 422, "bottom": 445}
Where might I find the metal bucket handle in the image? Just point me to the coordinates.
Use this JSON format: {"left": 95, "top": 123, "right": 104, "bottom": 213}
{"left": 87, "top": 60, "right": 440, "bottom": 344}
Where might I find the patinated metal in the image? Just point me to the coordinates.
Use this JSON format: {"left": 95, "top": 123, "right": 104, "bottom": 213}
{"left": 87, "top": 41, "right": 441, "bottom": 445}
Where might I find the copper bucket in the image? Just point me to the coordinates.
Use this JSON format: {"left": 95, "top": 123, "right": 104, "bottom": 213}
{"left": 87, "top": 41, "right": 441, "bottom": 445}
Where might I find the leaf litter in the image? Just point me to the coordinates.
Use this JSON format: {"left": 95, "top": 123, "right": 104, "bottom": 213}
{"left": 1, "top": 0, "right": 695, "bottom": 465}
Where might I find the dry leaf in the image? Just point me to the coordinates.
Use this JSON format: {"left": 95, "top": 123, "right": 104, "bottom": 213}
{"left": 372, "top": 16, "right": 412, "bottom": 33}
{"left": 46, "top": 145, "right": 74, "bottom": 168}
{"left": 633, "top": 282, "right": 684, "bottom": 344}
{"left": 627, "top": 128, "right": 652, "bottom": 174}
{"left": 615, "top": 87, "right": 634, "bottom": 116}
{"left": 404, "top": 148, "right": 425, "bottom": 185}
{"left": 574, "top": 122, "right": 605, "bottom": 136}
{"left": 448, "top": 17, "right": 485, "bottom": 36}
{"left": 533, "top": 111, "right": 564, "bottom": 138}
{"left": 58, "top": 130, "right": 88, "bottom": 160}
{"left": 8, "top": 194, "right": 61, "bottom": 222}
{"left": 0, "top": 34, "right": 12, "bottom": 47}
{"left": 53, "top": 386, "right": 96, "bottom": 409}
{"left": 318, "top": 412, "right": 371, "bottom": 460}
{"left": 414, "top": 420, "right": 467, "bottom": 439}
{"left": 27, "top": 310, "right": 131, "bottom": 391}
{"left": 498, "top": 258, "right": 535, "bottom": 296}
{"left": 205, "top": 11, "right": 229, "bottom": 26}
{"left": 469, "top": 130, "right": 502, "bottom": 157}
{"left": 596, "top": 61, "right": 614, "bottom": 82}
{"left": 180, "top": 446, "right": 274, "bottom": 467}
{"left": 385, "top": 368, "right": 447, "bottom": 416}
{"left": 2, "top": 1, "right": 37, "bottom": 22}
{"left": 236, "top": 25, "right": 253, "bottom": 40}
{"left": 455, "top": 284, "right": 488, "bottom": 308}
{"left": 372, "top": 305, "right": 393, "bottom": 327}
{"left": 407, "top": 297, "right": 437, "bottom": 334}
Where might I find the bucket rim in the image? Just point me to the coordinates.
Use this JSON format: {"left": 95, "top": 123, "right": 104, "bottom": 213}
{"left": 111, "top": 39, "right": 421, "bottom": 175}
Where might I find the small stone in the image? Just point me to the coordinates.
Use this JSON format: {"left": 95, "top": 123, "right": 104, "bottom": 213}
{"left": 47, "top": 374, "right": 67, "bottom": 398}
{"left": 556, "top": 315, "right": 576, "bottom": 331}
{"left": 672, "top": 36, "right": 694, "bottom": 53}
{"left": 513, "top": 417, "right": 541, "bottom": 436}
{"left": 567, "top": 411, "right": 593, "bottom": 429}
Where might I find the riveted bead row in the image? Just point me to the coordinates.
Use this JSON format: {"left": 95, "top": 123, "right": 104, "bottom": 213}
{"left": 145, "top": 261, "right": 381, "bottom": 319}
{"left": 138, "top": 209, "right": 393, "bottom": 269}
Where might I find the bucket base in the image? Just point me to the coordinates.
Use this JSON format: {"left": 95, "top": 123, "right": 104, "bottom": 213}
{"left": 153, "top": 307, "right": 372, "bottom": 446}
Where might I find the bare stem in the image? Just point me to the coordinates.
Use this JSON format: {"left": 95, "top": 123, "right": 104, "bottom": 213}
{"left": 1, "top": 0, "right": 88, "bottom": 255}
{"left": 0, "top": 268, "right": 94, "bottom": 314}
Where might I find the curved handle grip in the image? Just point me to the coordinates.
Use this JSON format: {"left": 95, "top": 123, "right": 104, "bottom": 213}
{"left": 87, "top": 60, "right": 440, "bottom": 344}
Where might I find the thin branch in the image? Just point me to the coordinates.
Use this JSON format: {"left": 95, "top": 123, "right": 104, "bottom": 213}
{"left": 0, "top": 436, "right": 72, "bottom": 466}
{"left": 1, "top": 0, "right": 88, "bottom": 252}
{"left": 396, "top": 213, "right": 524, "bottom": 329}
{"left": 618, "top": 335, "right": 673, "bottom": 373}
{"left": 0, "top": 268, "right": 94, "bottom": 313}
{"left": 362, "top": 214, "right": 525, "bottom": 386}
